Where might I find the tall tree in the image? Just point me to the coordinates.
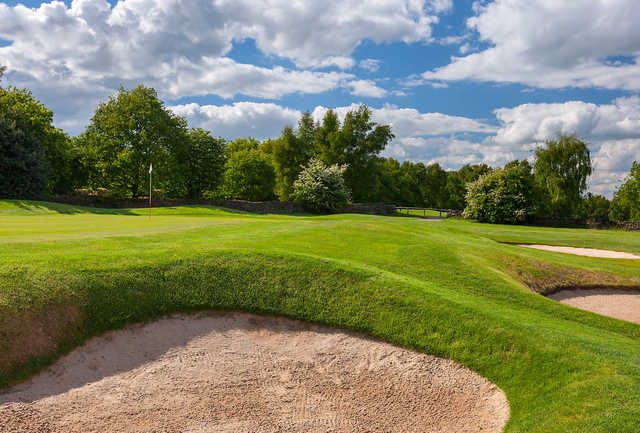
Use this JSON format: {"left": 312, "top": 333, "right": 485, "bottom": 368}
{"left": 76, "top": 86, "right": 188, "bottom": 197}
{"left": 270, "top": 113, "right": 316, "bottom": 200}
{"left": 0, "top": 87, "right": 76, "bottom": 194}
{"left": 221, "top": 138, "right": 276, "bottom": 201}
{"left": 179, "top": 128, "right": 226, "bottom": 199}
{"left": 609, "top": 161, "right": 640, "bottom": 221}
{"left": 445, "top": 164, "right": 492, "bottom": 209}
{"left": 534, "top": 135, "right": 592, "bottom": 217}
{"left": 315, "top": 105, "right": 394, "bottom": 201}
{"left": 0, "top": 111, "right": 47, "bottom": 199}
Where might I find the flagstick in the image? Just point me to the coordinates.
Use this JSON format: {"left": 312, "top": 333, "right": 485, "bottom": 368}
{"left": 149, "top": 163, "right": 152, "bottom": 220}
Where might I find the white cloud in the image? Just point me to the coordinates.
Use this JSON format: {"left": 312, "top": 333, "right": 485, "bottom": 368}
{"left": 346, "top": 80, "right": 388, "bottom": 98}
{"left": 359, "top": 59, "right": 382, "bottom": 72}
{"left": 493, "top": 96, "right": 640, "bottom": 145}
{"left": 423, "top": 0, "right": 640, "bottom": 90}
{"left": 170, "top": 102, "right": 301, "bottom": 139}
{"left": 0, "top": 0, "right": 448, "bottom": 131}
{"left": 310, "top": 56, "right": 356, "bottom": 70}
{"left": 311, "top": 103, "right": 495, "bottom": 137}
{"left": 491, "top": 97, "right": 640, "bottom": 197}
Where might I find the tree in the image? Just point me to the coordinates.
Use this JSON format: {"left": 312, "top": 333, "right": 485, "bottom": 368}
{"left": 270, "top": 115, "right": 315, "bottom": 200}
{"left": 576, "top": 193, "right": 611, "bottom": 221}
{"left": 76, "top": 86, "right": 188, "bottom": 197}
{"left": 534, "top": 135, "right": 592, "bottom": 217}
{"left": 0, "top": 112, "right": 47, "bottom": 199}
{"left": 179, "top": 128, "right": 226, "bottom": 199}
{"left": 0, "top": 86, "right": 76, "bottom": 194}
{"left": 315, "top": 105, "right": 394, "bottom": 201}
{"left": 220, "top": 139, "right": 275, "bottom": 201}
{"left": 610, "top": 161, "right": 640, "bottom": 221}
{"left": 463, "top": 160, "right": 535, "bottom": 224}
{"left": 445, "top": 164, "right": 492, "bottom": 209}
{"left": 292, "top": 159, "right": 351, "bottom": 212}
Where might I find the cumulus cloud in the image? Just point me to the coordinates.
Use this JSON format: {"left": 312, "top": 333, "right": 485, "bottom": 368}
{"left": 493, "top": 96, "right": 640, "bottom": 145}
{"left": 359, "top": 59, "right": 382, "bottom": 72}
{"left": 170, "top": 102, "right": 302, "bottom": 139}
{"left": 423, "top": 0, "right": 640, "bottom": 90}
{"left": 346, "top": 80, "right": 388, "bottom": 98}
{"left": 491, "top": 97, "right": 640, "bottom": 197}
{"left": 0, "top": 0, "right": 450, "bottom": 130}
{"left": 311, "top": 103, "right": 495, "bottom": 136}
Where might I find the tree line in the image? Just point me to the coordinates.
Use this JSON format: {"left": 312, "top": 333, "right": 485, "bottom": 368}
{"left": 1, "top": 78, "right": 638, "bottom": 222}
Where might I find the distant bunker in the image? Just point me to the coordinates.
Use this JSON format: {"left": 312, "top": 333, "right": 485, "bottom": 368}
{"left": 0, "top": 312, "right": 509, "bottom": 433}
{"left": 515, "top": 243, "right": 640, "bottom": 324}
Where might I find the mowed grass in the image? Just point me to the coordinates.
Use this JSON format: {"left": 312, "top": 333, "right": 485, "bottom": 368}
{"left": 1, "top": 200, "right": 640, "bottom": 433}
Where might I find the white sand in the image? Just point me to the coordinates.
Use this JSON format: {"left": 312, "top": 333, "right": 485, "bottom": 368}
{"left": 515, "top": 244, "right": 640, "bottom": 259}
{"left": 549, "top": 289, "right": 640, "bottom": 324}
{"left": 0, "top": 312, "right": 509, "bottom": 433}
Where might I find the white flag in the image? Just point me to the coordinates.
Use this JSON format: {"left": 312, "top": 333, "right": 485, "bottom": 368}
{"left": 149, "top": 163, "right": 153, "bottom": 174}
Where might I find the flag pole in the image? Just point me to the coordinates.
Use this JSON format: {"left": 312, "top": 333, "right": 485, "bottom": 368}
{"left": 149, "top": 163, "right": 152, "bottom": 220}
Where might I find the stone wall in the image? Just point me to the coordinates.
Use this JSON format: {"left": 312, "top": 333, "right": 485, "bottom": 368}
{"left": 50, "top": 196, "right": 395, "bottom": 216}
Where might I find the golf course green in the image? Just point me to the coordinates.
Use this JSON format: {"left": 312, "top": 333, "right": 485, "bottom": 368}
{"left": 1, "top": 200, "right": 639, "bottom": 432}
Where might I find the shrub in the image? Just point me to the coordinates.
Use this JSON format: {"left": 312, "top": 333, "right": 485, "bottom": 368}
{"left": 292, "top": 159, "right": 351, "bottom": 212}
{"left": 463, "top": 161, "right": 535, "bottom": 224}
{"left": 610, "top": 161, "right": 640, "bottom": 222}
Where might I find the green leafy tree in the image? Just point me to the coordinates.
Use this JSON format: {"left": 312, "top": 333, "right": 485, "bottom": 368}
{"left": 0, "top": 87, "right": 76, "bottom": 194}
{"left": 534, "top": 135, "right": 592, "bottom": 217}
{"left": 76, "top": 86, "right": 188, "bottom": 197}
{"left": 315, "top": 105, "right": 394, "bottom": 201}
{"left": 463, "top": 160, "right": 535, "bottom": 224}
{"left": 178, "top": 128, "right": 226, "bottom": 199}
{"left": 221, "top": 139, "right": 275, "bottom": 201}
{"left": 0, "top": 112, "right": 47, "bottom": 199}
{"left": 445, "top": 164, "right": 492, "bottom": 209}
{"left": 576, "top": 193, "right": 611, "bottom": 221}
{"left": 270, "top": 115, "right": 315, "bottom": 200}
{"left": 610, "top": 161, "right": 640, "bottom": 221}
{"left": 292, "top": 158, "right": 351, "bottom": 212}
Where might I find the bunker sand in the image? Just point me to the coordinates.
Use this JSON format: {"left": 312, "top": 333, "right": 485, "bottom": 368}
{"left": 515, "top": 244, "right": 640, "bottom": 259}
{"left": 549, "top": 289, "right": 640, "bottom": 325}
{"left": 0, "top": 312, "right": 509, "bottom": 433}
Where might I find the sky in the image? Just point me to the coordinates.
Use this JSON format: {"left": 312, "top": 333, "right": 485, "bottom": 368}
{"left": 1, "top": 0, "right": 639, "bottom": 197}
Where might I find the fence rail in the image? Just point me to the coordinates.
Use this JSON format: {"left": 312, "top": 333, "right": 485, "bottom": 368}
{"left": 395, "top": 206, "right": 462, "bottom": 218}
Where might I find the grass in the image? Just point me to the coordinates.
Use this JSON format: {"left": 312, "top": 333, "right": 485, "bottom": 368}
{"left": 1, "top": 199, "right": 640, "bottom": 432}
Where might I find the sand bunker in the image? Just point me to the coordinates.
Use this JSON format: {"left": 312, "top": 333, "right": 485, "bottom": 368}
{"left": 515, "top": 244, "right": 640, "bottom": 259}
{"left": 549, "top": 289, "right": 640, "bottom": 324}
{"left": 0, "top": 312, "right": 509, "bottom": 433}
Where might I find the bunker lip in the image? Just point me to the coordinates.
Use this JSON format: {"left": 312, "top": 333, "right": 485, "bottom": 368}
{"left": 509, "top": 243, "right": 640, "bottom": 259}
{"left": 0, "top": 312, "right": 509, "bottom": 433}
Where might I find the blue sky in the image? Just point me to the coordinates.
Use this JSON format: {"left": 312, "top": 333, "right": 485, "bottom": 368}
{"left": 1, "top": 0, "right": 639, "bottom": 196}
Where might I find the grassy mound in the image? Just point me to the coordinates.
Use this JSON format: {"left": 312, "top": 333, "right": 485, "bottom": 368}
{"left": 1, "top": 200, "right": 639, "bottom": 432}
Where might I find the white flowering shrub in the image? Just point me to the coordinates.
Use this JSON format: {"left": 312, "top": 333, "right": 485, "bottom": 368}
{"left": 292, "top": 159, "right": 351, "bottom": 212}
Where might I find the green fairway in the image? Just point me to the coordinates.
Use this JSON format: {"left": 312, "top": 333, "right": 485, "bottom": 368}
{"left": 1, "top": 200, "right": 640, "bottom": 432}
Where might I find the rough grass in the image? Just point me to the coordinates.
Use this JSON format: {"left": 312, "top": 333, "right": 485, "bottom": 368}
{"left": 1, "top": 200, "right": 640, "bottom": 432}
